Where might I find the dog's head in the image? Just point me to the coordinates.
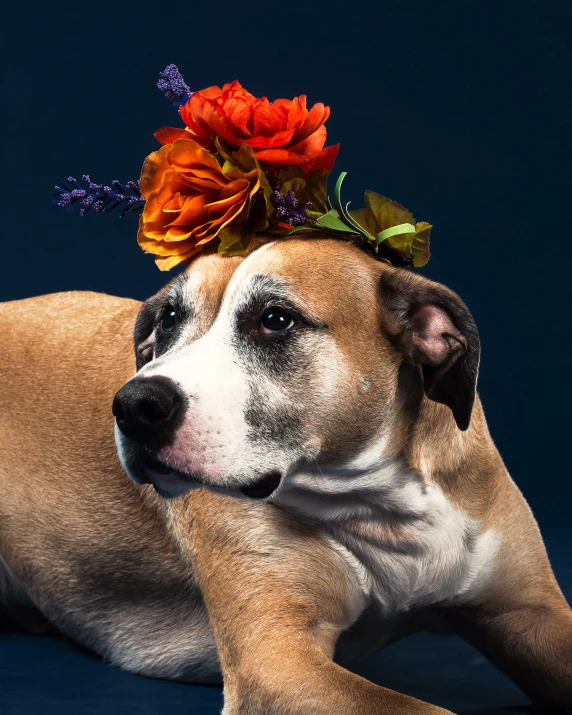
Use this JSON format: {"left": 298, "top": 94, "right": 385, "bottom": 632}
{"left": 113, "top": 238, "right": 479, "bottom": 501}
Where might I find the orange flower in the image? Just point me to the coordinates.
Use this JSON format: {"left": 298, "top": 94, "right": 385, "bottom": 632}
{"left": 156, "top": 81, "right": 339, "bottom": 176}
{"left": 138, "top": 139, "right": 261, "bottom": 270}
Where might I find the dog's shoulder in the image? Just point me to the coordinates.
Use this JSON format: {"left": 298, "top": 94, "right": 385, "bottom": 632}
{"left": 0, "top": 291, "right": 140, "bottom": 353}
{"left": 0, "top": 291, "right": 141, "bottom": 417}
{"left": 0, "top": 290, "right": 140, "bottom": 324}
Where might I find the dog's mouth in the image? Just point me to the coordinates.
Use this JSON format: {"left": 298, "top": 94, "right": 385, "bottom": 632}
{"left": 239, "top": 471, "right": 282, "bottom": 500}
{"left": 136, "top": 456, "right": 282, "bottom": 501}
{"left": 138, "top": 455, "right": 203, "bottom": 498}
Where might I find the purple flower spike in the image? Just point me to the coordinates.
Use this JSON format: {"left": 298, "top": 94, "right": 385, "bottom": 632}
{"left": 157, "top": 64, "right": 192, "bottom": 105}
{"left": 269, "top": 174, "right": 312, "bottom": 226}
{"left": 52, "top": 176, "right": 145, "bottom": 218}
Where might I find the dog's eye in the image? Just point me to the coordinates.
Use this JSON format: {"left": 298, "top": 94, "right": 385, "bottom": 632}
{"left": 160, "top": 305, "right": 177, "bottom": 333}
{"left": 260, "top": 308, "right": 295, "bottom": 334}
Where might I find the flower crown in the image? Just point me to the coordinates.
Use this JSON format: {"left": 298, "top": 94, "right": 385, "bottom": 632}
{"left": 54, "top": 65, "right": 431, "bottom": 271}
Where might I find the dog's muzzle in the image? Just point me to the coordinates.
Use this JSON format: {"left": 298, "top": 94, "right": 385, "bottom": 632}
{"left": 113, "top": 377, "right": 283, "bottom": 500}
{"left": 113, "top": 376, "right": 196, "bottom": 497}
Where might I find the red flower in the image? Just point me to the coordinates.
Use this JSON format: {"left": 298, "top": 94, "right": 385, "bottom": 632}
{"left": 156, "top": 81, "right": 339, "bottom": 176}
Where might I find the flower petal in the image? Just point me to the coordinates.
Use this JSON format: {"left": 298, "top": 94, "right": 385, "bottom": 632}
{"left": 153, "top": 127, "right": 190, "bottom": 145}
{"left": 191, "top": 94, "right": 248, "bottom": 147}
{"left": 140, "top": 144, "right": 172, "bottom": 198}
{"left": 287, "top": 125, "right": 327, "bottom": 159}
{"left": 226, "top": 97, "right": 253, "bottom": 137}
{"left": 155, "top": 248, "right": 200, "bottom": 271}
{"left": 301, "top": 144, "right": 340, "bottom": 176}
{"left": 252, "top": 98, "right": 286, "bottom": 137}
{"left": 198, "top": 84, "right": 223, "bottom": 99}
{"left": 290, "top": 103, "right": 329, "bottom": 146}
{"left": 168, "top": 139, "right": 222, "bottom": 173}
{"left": 285, "top": 95, "right": 307, "bottom": 132}
{"left": 253, "top": 148, "right": 308, "bottom": 165}
{"left": 246, "top": 128, "right": 296, "bottom": 149}
{"left": 138, "top": 225, "right": 196, "bottom": 255}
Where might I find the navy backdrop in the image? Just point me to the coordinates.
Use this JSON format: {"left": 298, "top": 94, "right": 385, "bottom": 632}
{"left": 1, "top": 1, "right": 570, "bottom": 526}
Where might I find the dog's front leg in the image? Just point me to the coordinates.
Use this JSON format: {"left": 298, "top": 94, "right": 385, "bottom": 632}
{"left": 449, "top": 496, "right": 572, "bottom": 712}
{"left": 454, "top": 599, "right": 572, "bottom": 712}
{"left": 170, "top": 490, "right": 455, "bottom": 715}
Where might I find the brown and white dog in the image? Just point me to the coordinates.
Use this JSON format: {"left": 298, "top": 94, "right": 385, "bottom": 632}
{"left": 1, "top": 238, "right": 571, "bottom": 715}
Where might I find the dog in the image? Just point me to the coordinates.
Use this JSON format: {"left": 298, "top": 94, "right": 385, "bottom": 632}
{"left": 1, "top": 237, "right": 571, "bottom": 714}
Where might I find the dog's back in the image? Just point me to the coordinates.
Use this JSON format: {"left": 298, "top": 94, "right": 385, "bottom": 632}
{"left": 0, "top": 291, "right": 139, "bottom": 417}
{"left": 0, "top": 291, "right": 140, "bottom": 526}
{"left": 0, "top": 292, "right": 220, "bottom": 680}
{"left": 0, "top": 292, "right": 138, "bottom": 627}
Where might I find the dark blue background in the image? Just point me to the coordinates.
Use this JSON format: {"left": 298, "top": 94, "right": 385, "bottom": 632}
{"left": 3, "top": 1, "right": 570, "bottom": 521}
{"left": 1, "top": 2, "right": 570, "bottom": 713}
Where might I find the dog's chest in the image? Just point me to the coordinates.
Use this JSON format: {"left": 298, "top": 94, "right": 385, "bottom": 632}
{"left": 279, "top": 462, "right": 499, "bottom": 619}
{"left": 333, "top": 487, "right": 499, "bottom": 618}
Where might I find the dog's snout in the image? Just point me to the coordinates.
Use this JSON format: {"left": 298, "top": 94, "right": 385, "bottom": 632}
{"left": 113, "top": 376, "right": 185, "bottom": 443}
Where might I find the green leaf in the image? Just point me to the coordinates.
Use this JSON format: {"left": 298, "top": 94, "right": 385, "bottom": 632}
{"left": 316, "top": 209, "right": 356, "bottom": 233}
{"left": 214, "top": 136, "right": 275, "bottom": 226}
{"left": 272, "top": 225, "right": 328, "bottom": 237}
{"left": 411, "top": 221, "right": 431, "bottom": 267}
{"left": 364, "top": 191, "right": 415, "bottom": 233}
{"left": 266, "top": 169, "right": 330, "bottom": 229}
{"left": 280, "top": 177, "right": 306, "bottom": 196}
{"left": 281, "top": 170, "right": 329, "bottom": 218}
{"left": 218, "top": 225, "right": 248, "bottom": 255}
{"left": 353, "top": 190, "right": 431, "bottom": 265}
{"left": 256, "top": 172, "right": 275, "bottom": 223}
{"left": 222, "top": 240, "right": 252, "bottom": 256}
{"left": 214, "top": 137, "right": 235, "bottom": 165}
{"left": 220, "top": 143, "right": 258, "bottom": 176}
{"left": 375, "top": 223, "right": 416, "bottom": 246}
{"left": 348, "top": 207, "right": 378, "bottom": 237}
{"left": 247, "top": 192, "right": 271, "bottom": 234}
{"left": 333, "top": 172, "right": 370, "bottom": 237}
{"left": 302, "top": 170, "right": 329, "bottom": 215}
{"left": 277, "top": 166, "right": 304, "bottom": 183}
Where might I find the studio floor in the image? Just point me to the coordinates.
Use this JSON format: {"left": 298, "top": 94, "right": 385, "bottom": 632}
{"left": 1, "top": 526, "right": 569, "bottom": 715}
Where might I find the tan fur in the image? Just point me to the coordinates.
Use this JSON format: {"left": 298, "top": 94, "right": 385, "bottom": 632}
{"left": 172, "top": 490, "right": 452, "bottom": 714}
{"left": 1, "top": 240, "right": 571, "bottom": 713}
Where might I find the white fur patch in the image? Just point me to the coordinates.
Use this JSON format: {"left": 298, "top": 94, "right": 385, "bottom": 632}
{"left": 144, "top": 327, "right": 252, "bottom": 484}
{"left": 275, "top": 442, "right": 499, "bottom": 617}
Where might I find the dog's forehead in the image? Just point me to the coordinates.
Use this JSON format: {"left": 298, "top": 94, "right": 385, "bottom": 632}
{"left": 175, "top": 239, "right": 383, "bottom": 334}
{"left": 223, "top": 239, "right": 382, "bottom": 316}
{"left": 179, "top": 252, "right": 243, "bottom": 326}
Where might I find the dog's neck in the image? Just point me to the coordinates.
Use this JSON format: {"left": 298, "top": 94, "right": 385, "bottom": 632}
{"left": 405, "top": 396, "right": 504, "bottom": 521}
{"left": 277, "top": 396, "right": 498, "bottom": 523}
{"left": 274, "top": 396, "right": 502, "bottom": 615}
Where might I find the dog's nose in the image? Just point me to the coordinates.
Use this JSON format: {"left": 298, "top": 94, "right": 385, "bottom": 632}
{"left": 112, "top": 376, "right": 185, "bottom": 443}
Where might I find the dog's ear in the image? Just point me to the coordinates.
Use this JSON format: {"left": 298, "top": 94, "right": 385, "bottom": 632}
{"left": 134, "top": 297, "right": 161, "bottom": 370}
{"left": 380, "top": 268, "right": 480, "bottom": 431}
